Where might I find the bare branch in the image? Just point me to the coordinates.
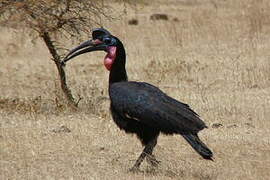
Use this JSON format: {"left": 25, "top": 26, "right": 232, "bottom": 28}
{"left": 0, "top": 0, "right": 120, "bottom": 107}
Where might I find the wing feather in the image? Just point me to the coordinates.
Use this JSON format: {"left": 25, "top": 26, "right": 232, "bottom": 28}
{"left": 109, "top": 82, "right": 207, "bottom": 134}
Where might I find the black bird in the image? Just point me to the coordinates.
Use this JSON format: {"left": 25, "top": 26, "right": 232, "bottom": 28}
{"left": 62, "top": 28, "right": 213, "bottom": 171}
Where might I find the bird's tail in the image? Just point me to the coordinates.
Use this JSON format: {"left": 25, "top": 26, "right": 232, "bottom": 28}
{"left": 182, "top": 134, "right": 213, "bottom": 160}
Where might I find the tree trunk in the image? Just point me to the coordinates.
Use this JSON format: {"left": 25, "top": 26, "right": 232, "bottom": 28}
{"left": 41, "top": 32, "right": 78, "bottom": 108}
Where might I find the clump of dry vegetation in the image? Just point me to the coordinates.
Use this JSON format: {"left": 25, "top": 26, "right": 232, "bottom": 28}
{"left": 0, "top": 0, "right": 270, "bottom": 179}
{"left": 0, "top": 0, "right": 113, "bottom": 107}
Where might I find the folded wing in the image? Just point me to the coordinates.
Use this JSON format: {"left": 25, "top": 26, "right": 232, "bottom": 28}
{"left": 109, "top": 81, "right": 207, "bottom": 135}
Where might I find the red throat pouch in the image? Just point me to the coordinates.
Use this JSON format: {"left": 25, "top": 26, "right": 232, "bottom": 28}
{"left": 104, "top": 46, "right": 117, "bottom": 70}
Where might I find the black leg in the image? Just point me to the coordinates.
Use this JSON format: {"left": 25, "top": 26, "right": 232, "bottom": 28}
{"left": 130, "top": 137, "right": 158, "bottom": 172}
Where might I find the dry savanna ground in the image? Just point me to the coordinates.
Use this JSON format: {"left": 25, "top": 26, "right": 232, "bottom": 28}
{"left": 1, "top": 0, "right": 270, "bottom": 179}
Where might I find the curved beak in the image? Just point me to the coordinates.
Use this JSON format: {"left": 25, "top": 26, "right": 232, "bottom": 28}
{"left": 61, "top": 39, "right": 107, "bottom": 66}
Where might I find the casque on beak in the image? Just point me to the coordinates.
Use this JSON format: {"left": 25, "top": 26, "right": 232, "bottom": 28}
{"left": 61, "top": 39, "right": 107, "bottom": 66}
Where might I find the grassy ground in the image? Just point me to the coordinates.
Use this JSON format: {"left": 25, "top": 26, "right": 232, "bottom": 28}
{"left": 1, "top": 0, "right": 270, "bottom": 179}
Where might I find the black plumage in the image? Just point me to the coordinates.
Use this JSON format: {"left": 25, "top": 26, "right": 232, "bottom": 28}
{"left": 62, "top": 28, "right": 213, "bottom": 171}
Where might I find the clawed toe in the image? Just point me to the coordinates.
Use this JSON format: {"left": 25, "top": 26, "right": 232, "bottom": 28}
{"left": 146, "top": 155, "right": 161, "bottom": 167}
{"left": 129, "top": 166, "right": 141, "bottom": 173}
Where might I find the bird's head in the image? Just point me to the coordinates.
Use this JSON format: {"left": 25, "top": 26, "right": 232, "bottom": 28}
{"left": 62, "top": 28, "right": 123, "bottom": 71}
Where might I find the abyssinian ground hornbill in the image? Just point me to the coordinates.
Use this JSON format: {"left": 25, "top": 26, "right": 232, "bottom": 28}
{"left": 62, "top": 28, "right": 213, "bottom": 171}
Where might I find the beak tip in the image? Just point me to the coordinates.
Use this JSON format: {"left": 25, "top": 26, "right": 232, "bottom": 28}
{"left": 60, "top": 60, "right": 66, "bottom": 67}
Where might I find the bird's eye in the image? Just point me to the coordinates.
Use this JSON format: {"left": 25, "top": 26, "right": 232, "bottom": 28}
{"left": 104, "top": 38, "right": 111, "bottom": 44}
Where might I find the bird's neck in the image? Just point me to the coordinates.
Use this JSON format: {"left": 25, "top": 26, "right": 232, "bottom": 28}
{"left": 109, "top": 47, "right": 128, "bottom": 84}
{"left": 109, "top": 66, "right": 128, "bottom": 84}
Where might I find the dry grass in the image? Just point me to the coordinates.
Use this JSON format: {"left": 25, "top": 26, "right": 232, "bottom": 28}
{"left": 1, "top": 0, "right": 270, "bottom": 179}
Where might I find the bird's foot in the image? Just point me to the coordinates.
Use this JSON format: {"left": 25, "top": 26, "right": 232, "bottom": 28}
{"left": 146, "top": 155, "right": 160, "bottom": 167}
{"left": 129, "top": 166, "right": 141, "bottom": 173}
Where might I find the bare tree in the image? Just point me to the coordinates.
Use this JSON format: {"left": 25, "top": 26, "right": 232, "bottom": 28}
{"left": 0, "top": 0, "right": 113, "bottom": 108}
